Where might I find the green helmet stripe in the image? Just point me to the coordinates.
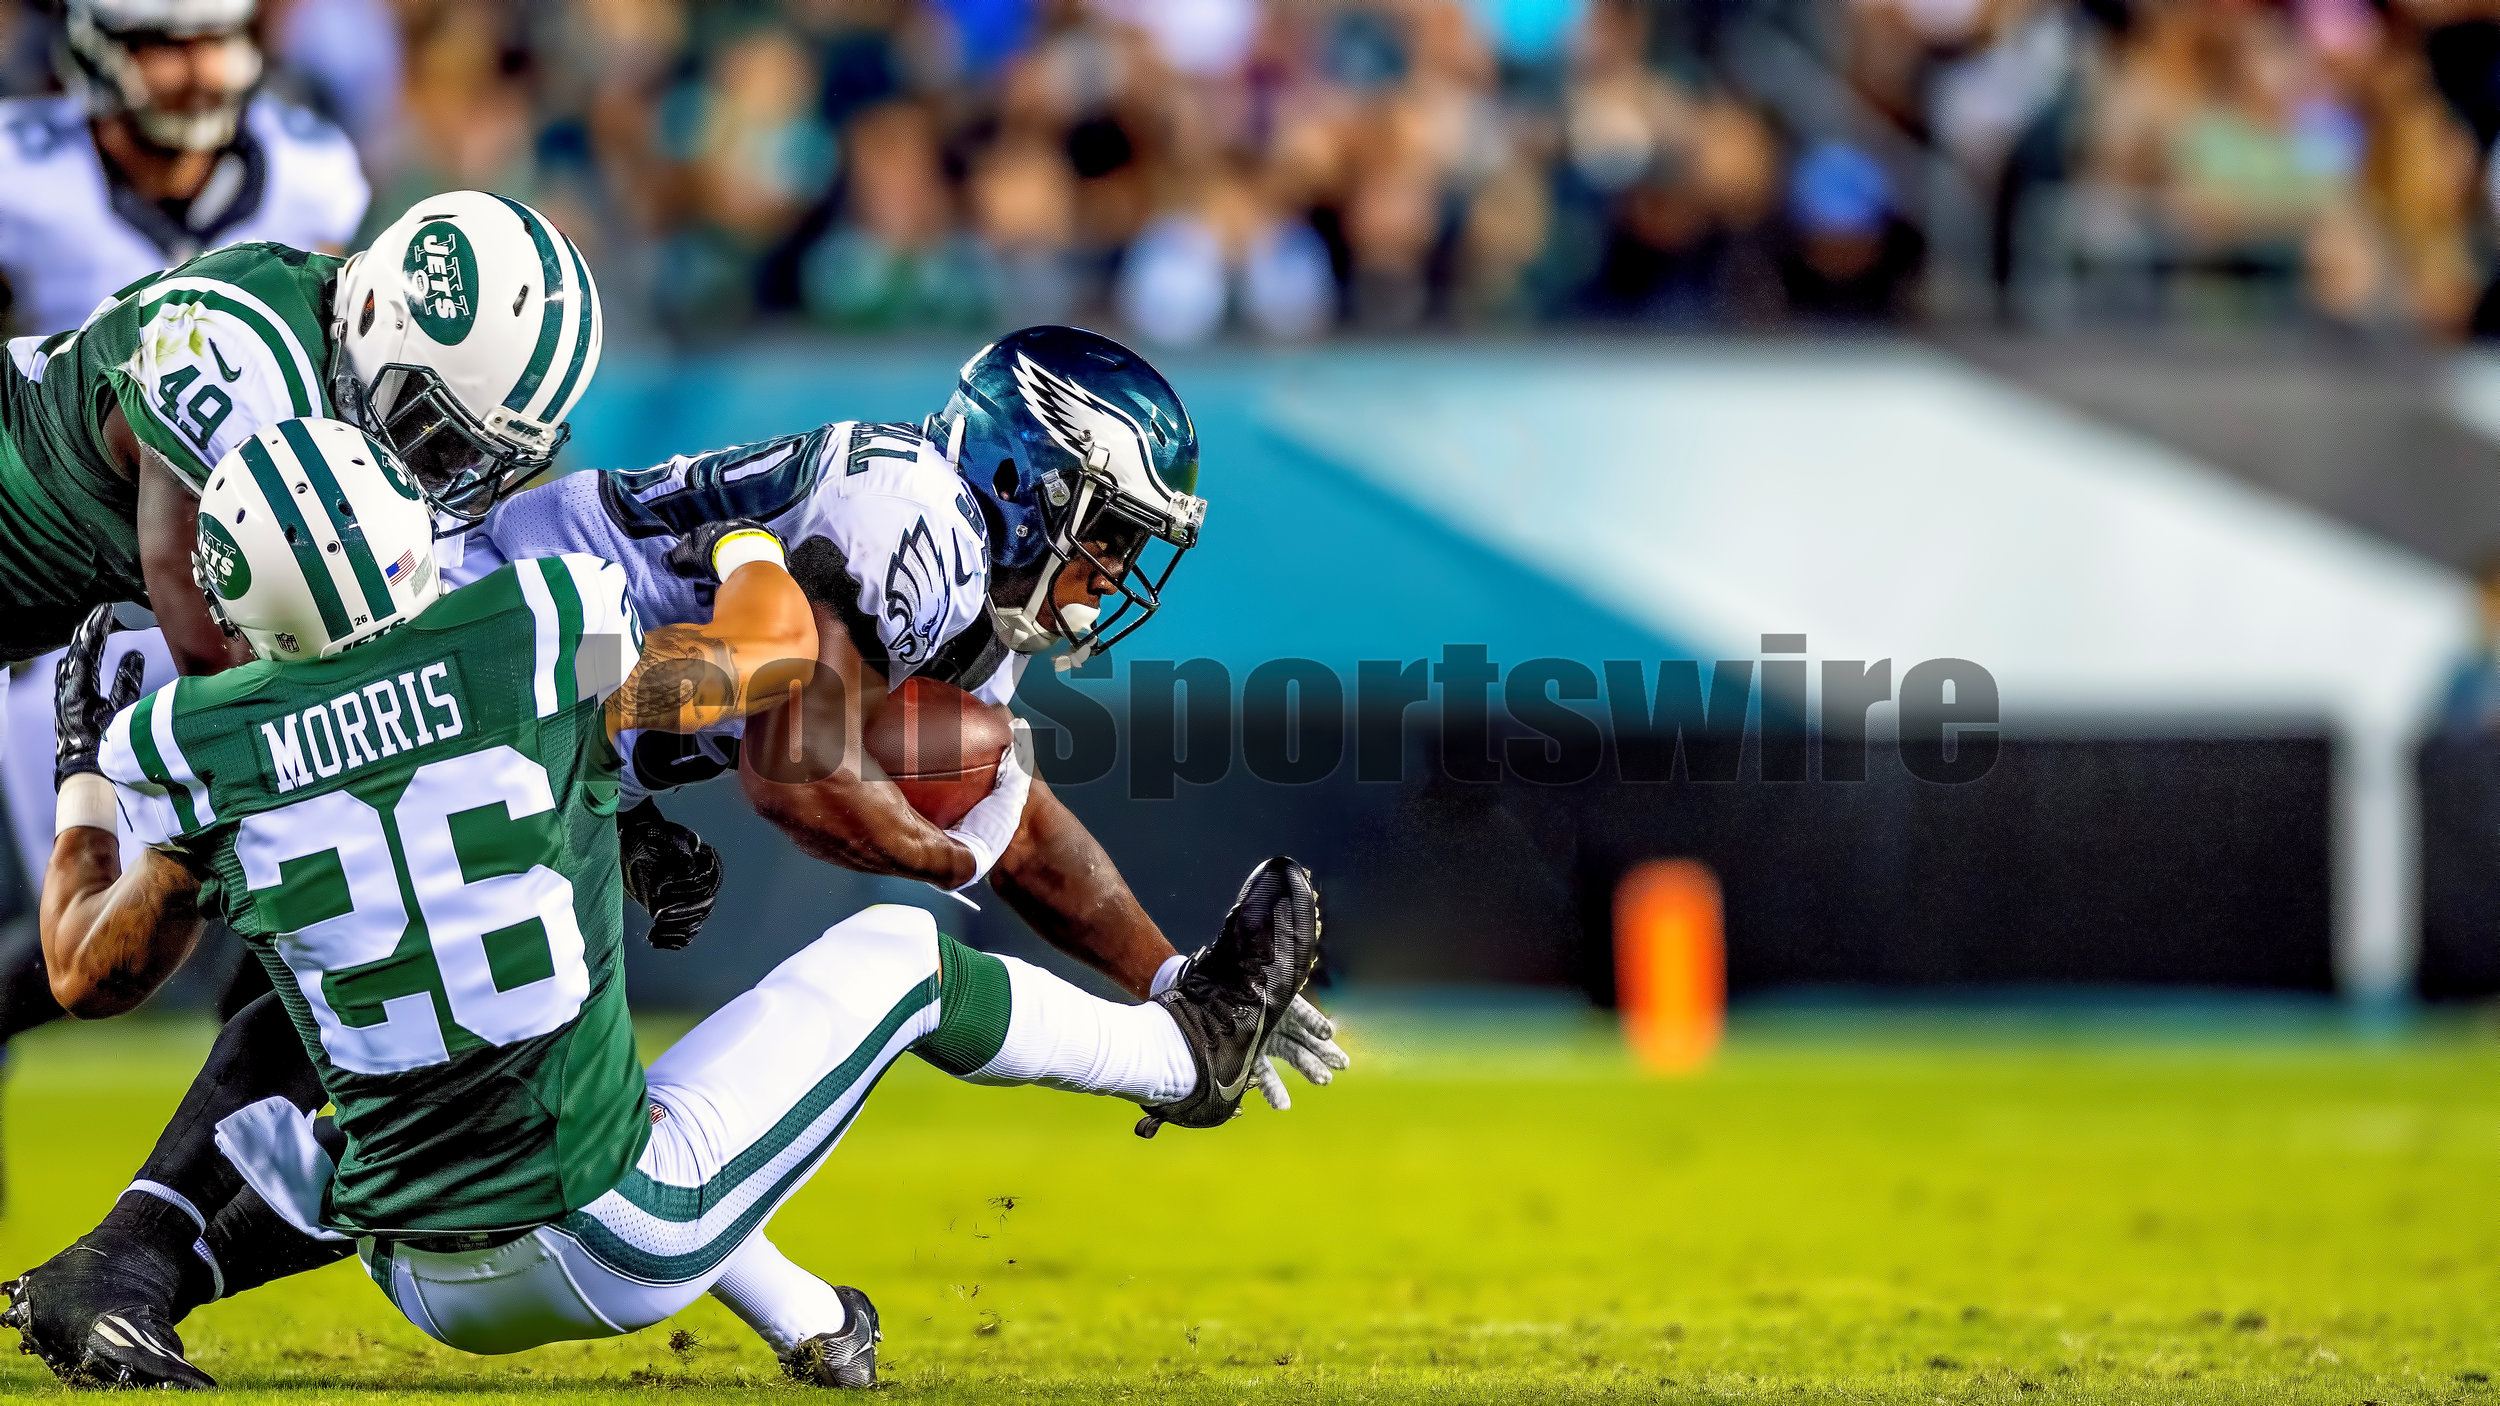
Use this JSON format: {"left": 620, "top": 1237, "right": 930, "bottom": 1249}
{"left": 489, "top": 193, "right": 564, "bottom": 415}
{"left": 279, "top": 419, "right": 397, "bottom": 624}
{"left": 239, "top": 435, "right": 352, "bottom": 642}
{"left": 542, "top": 231, "right": 596, "bottom": 423}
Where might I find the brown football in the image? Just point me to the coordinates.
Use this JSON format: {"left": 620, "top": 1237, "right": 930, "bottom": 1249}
{"left": 863, "top": 675, "right": 1014, "bottom": 828}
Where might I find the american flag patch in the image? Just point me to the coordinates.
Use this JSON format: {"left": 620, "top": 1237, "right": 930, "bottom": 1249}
{"left": 384, "top": 548, "right": 417, "bottom": 584}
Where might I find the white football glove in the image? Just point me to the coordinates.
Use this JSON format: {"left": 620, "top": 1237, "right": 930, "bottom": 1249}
{"left": 1251, "top": 995, "right": 1349, "bottom": 1111}
{"left": 941, "top": 718, "right": 1032, "bottom": 890}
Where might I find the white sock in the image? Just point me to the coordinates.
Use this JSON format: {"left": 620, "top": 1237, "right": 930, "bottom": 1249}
{"left": 963, "top": 955, "right": 1196, "bottom": 1102}
{"left": 709, "top": 1234, "right": 846, "bottom": 1358}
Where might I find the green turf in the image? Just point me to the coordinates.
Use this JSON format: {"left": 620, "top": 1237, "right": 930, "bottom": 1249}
{"left": 4, "top": 1002, "right": 2499, "bottom": 1403}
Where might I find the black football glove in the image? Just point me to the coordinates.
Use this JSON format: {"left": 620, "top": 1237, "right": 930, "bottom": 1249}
{"left": 55, "top": 604, "right": 147, "bottom": 788}
{"left": 664, "top": 518, "right": 781, "bottom": 607}
{"left": 619, "top": 798, "right": 724, "bottom": 951}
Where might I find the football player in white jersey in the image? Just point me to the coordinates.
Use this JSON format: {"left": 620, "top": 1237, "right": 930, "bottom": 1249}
{"left": 0, "top": 0, "right": 370, "bottom": 1022}
{"left": 4, "top": 328, "right": 1350, "bottom": 1387}
{"left": 0, "top": 0, "right": 369, "bottom": 337}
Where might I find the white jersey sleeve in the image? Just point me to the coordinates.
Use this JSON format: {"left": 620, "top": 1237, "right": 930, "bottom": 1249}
{"left": 98, "top": 682, "right": 191, "bottom": 850}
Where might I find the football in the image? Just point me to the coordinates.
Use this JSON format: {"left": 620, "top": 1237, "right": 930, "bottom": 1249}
{"left": 862, "top": 675, "right": 1013, "bottom": 828}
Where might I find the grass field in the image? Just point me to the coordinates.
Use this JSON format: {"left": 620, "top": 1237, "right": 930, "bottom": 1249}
{"left": 3, "top": 999, "right": 2498, "bottom": 1403}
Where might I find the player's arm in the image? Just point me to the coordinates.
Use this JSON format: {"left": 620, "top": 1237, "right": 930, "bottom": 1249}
{"left": 735, "top": 605, "right": 994, "bottom": 889}
{"left": 987, "top": 779, "right": 1175, "bottom": 997}
{"left": 39, "top": 606, "right": 206, "bottom": 1018}
{"left": 606, "top": 522, "right": 818, "bottom": 739}
{"left": 43, "top": 838, "right": 204, "bottom": 1019}
{"left": 111, "top": 406, "right": 254, "bottom": 675}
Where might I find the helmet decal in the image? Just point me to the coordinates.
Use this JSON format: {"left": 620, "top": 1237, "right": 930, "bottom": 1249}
{"left": 402, "top": 222, "right": 477, "bottom": 346}
{"left": 197, "top": 513, "right": 248, "bottom": 598}
{"left": 333, "top": 192, "right": 605, "bottom": 524}
{"left": 945, "top": 326, "right": 1203, "bottom": 665}
{"left": 1012, "top": 351, "right": 1157, "bottom": 494}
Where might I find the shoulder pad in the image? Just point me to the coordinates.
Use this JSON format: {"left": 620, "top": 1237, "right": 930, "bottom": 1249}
{"left": 111, "top": 281, "right": 327, "bottom": 489}
{"left": 596, "top": 426, "right": 841, "bottom": 538}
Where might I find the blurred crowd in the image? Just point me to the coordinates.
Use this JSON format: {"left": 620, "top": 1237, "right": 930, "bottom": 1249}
{"left": 8, "top": 0, "right": 2500, "bottom": 342}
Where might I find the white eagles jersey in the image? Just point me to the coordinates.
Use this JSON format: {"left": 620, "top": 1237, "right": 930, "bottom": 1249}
{"left": 444, "top": 420, "right": 1022, "bottom": 801}
{"left": 0, "top": 93, "right": 369, "bottom": 337}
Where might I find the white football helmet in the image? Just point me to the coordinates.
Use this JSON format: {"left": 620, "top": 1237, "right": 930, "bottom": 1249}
{"left": 195, "top": 417, "right": 442, "bottom": 662}
{"left": 60, "top": 0, "right": 262, "bottom": 152}
{"left": 330, "top": 192, "right": 604, "bottom": 526}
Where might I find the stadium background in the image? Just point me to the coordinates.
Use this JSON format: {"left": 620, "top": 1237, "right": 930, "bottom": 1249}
{"left": 1, "top": 0, "right": 2495, "bottom": 1011}
{"left": 9, "top": 0, "right": 2500, "bottom": 1395}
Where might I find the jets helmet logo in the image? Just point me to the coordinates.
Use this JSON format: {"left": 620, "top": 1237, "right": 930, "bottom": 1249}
{"left": 196, "top": 513, "right": 249, "bottom": 599}
{"left": 1012, "top": 352, "right": 1154, "bottom": 491}
{"left": 402, "top": 221, "right": 478, "bottom": 347}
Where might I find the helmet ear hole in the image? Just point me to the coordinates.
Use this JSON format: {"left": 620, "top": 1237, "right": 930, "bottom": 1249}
{"left": 994, "top": 461, "right": 1017, "bottom": 498}
{"left": 358, "top": 291, "right": 376, "bottom": 337}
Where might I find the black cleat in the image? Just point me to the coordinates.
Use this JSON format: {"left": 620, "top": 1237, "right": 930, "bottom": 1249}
{"left": 1136, "top": 857, "right": 1323, "bottom": 1138}
{"left": 3, "top": 1231, "right": 215, "bottom": 1390}
{"left": 781, "top": 1285, "right": 880, "bottom": 1388}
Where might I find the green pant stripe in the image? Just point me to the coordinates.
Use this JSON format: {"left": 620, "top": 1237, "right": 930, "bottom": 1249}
{"left": 559, "top": 1082, "right": 887, "bottom": 1285}
{"left": 598, "top": 975, "right": 938, "bottom": 1222}
{"left": 364, "top": 1239, "right": 394, "bottom": 1300}
{"left": 916, "top": 934, "right": 1013, "bottom": 1076}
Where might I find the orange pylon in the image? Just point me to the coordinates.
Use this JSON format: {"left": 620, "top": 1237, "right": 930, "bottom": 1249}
{"left": 1613, "top": 859, "right": 1724, "bottom": 1072}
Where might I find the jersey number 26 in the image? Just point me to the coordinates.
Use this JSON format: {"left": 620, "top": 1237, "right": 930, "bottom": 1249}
{"left": 238, "top": 746, "right": 589, "bottom": 1075}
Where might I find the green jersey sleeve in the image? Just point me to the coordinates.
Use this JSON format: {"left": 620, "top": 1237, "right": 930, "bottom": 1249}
{"left": 98, "top": 680, "right": 217, "bottom": 848}
{"left": 103, "top": 275, "right": 328, "bottom": 491}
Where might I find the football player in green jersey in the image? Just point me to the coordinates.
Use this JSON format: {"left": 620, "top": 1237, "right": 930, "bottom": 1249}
{"left": 10, "top": 417, "right": 1323, "bottom": 1388}
{"left": 0, "top": 186, "right": 600, "bottom": 673}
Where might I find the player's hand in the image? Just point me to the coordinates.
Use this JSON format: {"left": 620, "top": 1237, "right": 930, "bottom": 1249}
{"left": 664, "top": 518, "right": 783, "bottom": 606}
{"left": 1249, "top": 995, "right": 1348, "bottom": 1112}
{"left": 619, "top": 798, "right": 724, "bottom": 950}
{"left": 55, "top": 604, "right": 146, "bottom": 788}
{"left": 941, "top": 718, "right": 1033, "bottom": 891}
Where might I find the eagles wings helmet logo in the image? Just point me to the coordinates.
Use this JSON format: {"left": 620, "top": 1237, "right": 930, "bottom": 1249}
{"left": 882, "top": 518, "right": 951, "bottom": 667}
{"left": 1012, "top": 351, "right": 1157, "bottom": 493}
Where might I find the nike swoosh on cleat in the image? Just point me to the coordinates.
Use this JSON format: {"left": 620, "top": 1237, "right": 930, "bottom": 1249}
{"left": 1211, "top": 1004, "right": 1279, "bottom": 1101}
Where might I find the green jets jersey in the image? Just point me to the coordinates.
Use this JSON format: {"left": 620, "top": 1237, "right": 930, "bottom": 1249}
{"left": 100, "top": 554, "right": 650, "bottom": 1235}
{"left": 0, "top": 242, "right": 339, "bottom": 661}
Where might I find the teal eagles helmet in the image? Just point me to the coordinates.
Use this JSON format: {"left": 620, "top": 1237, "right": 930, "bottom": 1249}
{"left": 929, "top": 326, "right": 1204, "bottom": 668}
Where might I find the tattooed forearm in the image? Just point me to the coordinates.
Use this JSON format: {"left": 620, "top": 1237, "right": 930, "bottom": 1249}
{"left": 607, "top": 625, "right": 742, "bottom": 734}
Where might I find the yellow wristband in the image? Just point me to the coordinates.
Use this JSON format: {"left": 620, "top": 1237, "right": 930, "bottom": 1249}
{"left": 711, "top": 529, "right": 786, "bottom": 579}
